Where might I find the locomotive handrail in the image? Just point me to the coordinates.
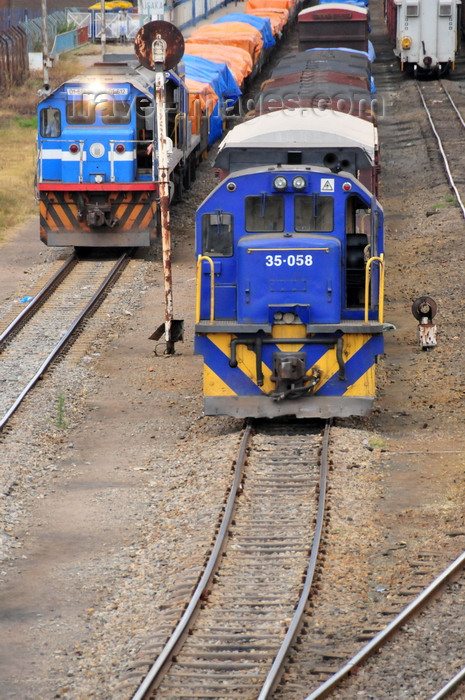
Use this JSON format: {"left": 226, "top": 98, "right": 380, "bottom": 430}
{"left": 78, "top": 140, "right": 84, "bottom": 183}
{"left": 174, "top": 113, "right": 182, "bottom": 149}
{"left": 192, "top": 97, "right": 202, "bottom": 136}
{"left": 109, "top": 141, "right": 115, "bottom": 182}
{"left": 364, "top": 253, "right": 384, "bottom": 324}
{"left": 196, "top": 255, "right": 215, "bottom": 323}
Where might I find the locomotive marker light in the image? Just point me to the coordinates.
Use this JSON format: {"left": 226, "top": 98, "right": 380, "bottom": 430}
{"left": 135, "top": 21, "right": 185, "bottom": 354}
{"left": 412, "top": 296, "right": 438, "bottom": 350}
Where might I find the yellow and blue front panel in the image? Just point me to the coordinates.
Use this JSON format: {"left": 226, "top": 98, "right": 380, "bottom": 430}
{"left": 196, "top": 330, "right": 382, "bottom": 415}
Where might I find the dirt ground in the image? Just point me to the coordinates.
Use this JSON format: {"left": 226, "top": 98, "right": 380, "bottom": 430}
{"left": 2, "top": 9, "right": 465, "bottom": 699}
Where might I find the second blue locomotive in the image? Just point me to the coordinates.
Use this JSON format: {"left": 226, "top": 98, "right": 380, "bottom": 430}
{"left": 194, "top": 1, "right": 388, "bottom": 419}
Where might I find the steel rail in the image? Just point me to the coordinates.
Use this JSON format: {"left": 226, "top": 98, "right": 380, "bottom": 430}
{"left": 257, "top": 420, "right": 330, "bottom": 699}
{"left": 0, "top": 252, "right": 129, "bottom": 432}
{"left": 439, "top": 80, "right": 465, "bottom": 130}
{"left": 0, "top": 253, "right": 77, "bottom": 347}
{"left": 304, "top": 549, "right": 465, "bottom": 699}
{"left": 415, "top": 82, "right": 465, "bottom": 219}
{"left": 430, "top": 665, "right": 465, "bottom": 700}
{"left": 131, "top": 421, "right": 253, "bottom": 700}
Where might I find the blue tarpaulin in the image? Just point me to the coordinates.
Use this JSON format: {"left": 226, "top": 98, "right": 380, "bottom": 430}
{"left": 183, "top": 54, "right": 242, "bottom": 100}
{"left": 214, "top": 12, "right": 275, "bottom": 49}
{"left": 183, "top": 54, "right": 242, "bottom": 143}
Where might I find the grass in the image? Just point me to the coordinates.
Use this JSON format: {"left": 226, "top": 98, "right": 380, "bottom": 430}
{"left": 0, "top": 122, "right": 38, "bottom": 235}
{"left": 48, "top": 392, "right": 69, "bottom": 430}
{"left": 368, "top": 436, "right": 387, "bottom": 448}
{"left": 432, "top": 194, "right": 459, "bottom": 210}
{"left": 0, "top": 58, "right": 91, "bottom": 236}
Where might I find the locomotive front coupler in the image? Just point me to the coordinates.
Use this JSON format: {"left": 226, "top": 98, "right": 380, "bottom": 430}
{"left": 85, "top": 204, "right": 119, "bottom": 229}
{"left": 269, "top": 355, "right": 321, "bottom": 402}
{"left": 229, "top": 334, "right": 345, "bottom": 386}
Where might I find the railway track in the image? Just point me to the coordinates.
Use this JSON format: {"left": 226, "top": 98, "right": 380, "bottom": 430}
{"left": 0, "top": 252, "right": 130, "bottom": 431}
{"left": 305, "top": 550, "right": 465, "bottom": 699}
{"left": 131, "top": 420, "right": 330, "bottom": 699}
{"left": 416, "top": 79, "right": 465, "bottom": 217}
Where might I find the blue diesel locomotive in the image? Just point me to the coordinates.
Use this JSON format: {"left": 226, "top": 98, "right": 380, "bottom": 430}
{"left": 36, "top": 60, "right": 200, "bottom": 247}
{"left": 194, "top": 30, "right": 387, "bottom": 418}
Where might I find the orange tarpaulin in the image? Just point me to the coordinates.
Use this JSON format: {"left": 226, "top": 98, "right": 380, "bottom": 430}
{"left": 184, "top": 42, "right": 253, "bottom": 86}
{"left": 245, "top": 8, "right": 289, "bottom": 35}
{"left": 185, "top": 78, "right": 219, "bottom": 134}
{"left": 246, "top": 0, "right": 295, "bottom": 12}
{"left": 187, "top": 22, "right": 264, "bottom": 64}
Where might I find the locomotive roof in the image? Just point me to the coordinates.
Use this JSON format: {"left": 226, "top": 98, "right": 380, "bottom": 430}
{"left": 217, "top": 110, "right": 377, "bottom": 159}
{"left": 50, "top": 61, "right": 184, "bottom": 102}
{"left": 298, "top": 3, "right": 368, "bottom": 18}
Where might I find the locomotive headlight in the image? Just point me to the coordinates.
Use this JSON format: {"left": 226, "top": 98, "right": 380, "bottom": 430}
{"left": 94, "top": 174, "right": 103, "bottom": 184}
{"left": 292, "top": 176, "right": 306, "bottom": 190}
{"left": 283, "top": 312, "right": 296, "bottom": 323}
{"left": 401, "top": 36, "right": 412, "bottom": 50}
{"left": 90, "top": 142, "right": 105, "bottom": 158}
{"left": 273, "top": 175, "right": 288, "bottom": 191}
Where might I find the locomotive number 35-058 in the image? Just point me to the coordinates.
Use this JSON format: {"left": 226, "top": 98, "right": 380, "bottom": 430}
{"left": 265, "top": 254, "right": 313, "bottom": 267}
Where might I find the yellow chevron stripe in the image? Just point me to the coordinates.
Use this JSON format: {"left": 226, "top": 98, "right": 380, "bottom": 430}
{"left": 313, "top": 345, "right": 341, "bottom": 384}
{"left": 345, "top": 365, "right": 375, "bottom": 396}
{"left": 341, "top": 332, "right": 370, "bottom": 361}
{"left": 63, "top": 200, "right": 92, "bottom": 231}
{"left": 207, "top": 333, "right": 273, "bottom": 393}
{"left": 53, "top": 204, "right": 74, "bottom": 232}
{"left": 204, "top": 364, "right": 236, "bottom": 396}
{"left": 139, "top": 203, "right": 156, "bottom": 230}
{"left": 123, "top": 204, "right": 145, "bottom": 229}
{"left": 114, "top": 202, "right": 128, "bottom": 222}
{"left": 39, "top": 200, "right": 59, "bottom": 231}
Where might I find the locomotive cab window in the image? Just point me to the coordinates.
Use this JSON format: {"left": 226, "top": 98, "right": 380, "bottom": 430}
{"left": 202, "top": 212, "right": 234, "bottom": 257}
{"left": 295, "top": 194, "right": 333, "bottom": 232}
{"left": 41, "top": 107, "right": 61, "bottom": 138}
{"left": 346, "top": 195, "right": 371, "bottom": 308}
{"left": 99, "top": 99, "right": 131, "bottom": 125}
{"left": 245, "top": 195, "right": 284, "bottom": 232}
{"left": 66, "top": 97, "right": 95, "bottom": 125}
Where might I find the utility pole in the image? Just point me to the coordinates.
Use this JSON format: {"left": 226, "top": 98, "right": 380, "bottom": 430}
{"left": 100, "top": 0, "right": 106, "bottom": 59}
{"left": 41, "top": 0, "right": 49, "bottom": 89}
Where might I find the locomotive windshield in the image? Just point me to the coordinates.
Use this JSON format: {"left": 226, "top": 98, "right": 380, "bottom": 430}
{"left": 295, "top": 195, "right": 333, "bottom": 232}
{"left": 66, "top": 96, "right": 131, "bottom": 125}
{"left": 245, "top": 195, "right": 284, "bottom": 232}
{"left": 202, "top": 212, "right": 234, "bottom": 256}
